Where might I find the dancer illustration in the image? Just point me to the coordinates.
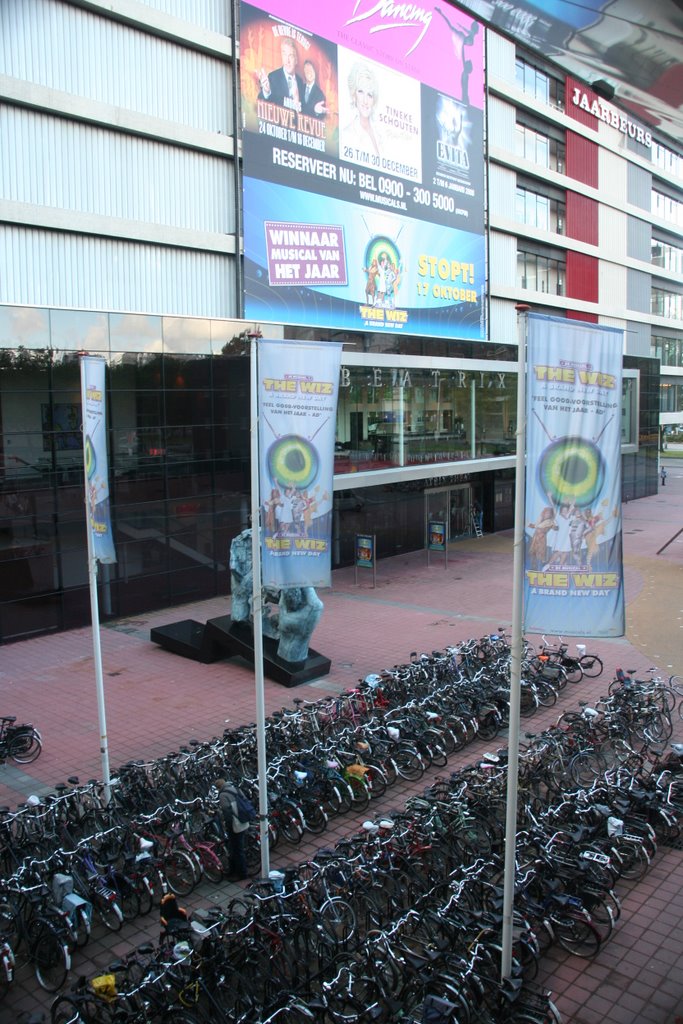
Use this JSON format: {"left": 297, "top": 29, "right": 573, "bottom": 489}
{"left": 527, "top": 505, "right": 558, "bottom": 569}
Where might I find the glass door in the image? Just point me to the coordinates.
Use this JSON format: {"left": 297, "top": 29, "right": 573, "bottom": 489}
{"left": 449, "top": 484, "right": 472, "bottom": 539}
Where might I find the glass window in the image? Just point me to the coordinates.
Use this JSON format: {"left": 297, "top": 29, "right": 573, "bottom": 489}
{"left": 515, "top": 58, "right": 564, "bottom": 109}
{"left": 50, "top": 310, "right": 109, "bottom": 352}
{"left": 660, "top": 382, "right": 683, "bottom": 414}
{"left": 162, "top": 317, "right": 212, "bottom": 354}
{"left": 110, "top": 313, "right": 163, "bottom": 353}
{"left": 651, "top": 238, "right": 683, "bottom": 275}
{"left": 652, "top": 141, "right": 683, "bottom": 183}
{"left": 517, "top": 249, "right": 565, "bottom": 295}
{"left": 515, "top": 124, "right": 565, "bottom": 172}
{"left": 335, "top": 365, "right": 518, "bottom": 472}
{"left": 0, "top": 306, "right": 50, "bottom": 350}
{"left": 652, "top": 335, "right": 683, "bottom": 367}
{"left": 652, "top": 288, "right": 683, "bottom": 319}
{"left": 652, "top": 190, "right": 683, "bottom": 227}
{"left": 515, "top": 186, "right": 565, "bottom": 232}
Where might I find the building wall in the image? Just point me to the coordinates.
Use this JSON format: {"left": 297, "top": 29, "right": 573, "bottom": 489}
{"left": 0, "top": 0, "right": 238, "bottom": 316}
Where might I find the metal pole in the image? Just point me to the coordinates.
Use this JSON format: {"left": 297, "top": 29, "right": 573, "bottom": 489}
{"left": 501, "top": 304, "right": 529, "bottom": 979}
{"left": 80, "top": 362, "right": 112, "bottom": 805}
{"left": 249, "top": 332, "right": 270, "bottom": 879}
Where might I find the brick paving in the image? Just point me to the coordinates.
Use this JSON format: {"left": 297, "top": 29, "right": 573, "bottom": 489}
{"left": 1, "top": 455, "right": 681, "bottom": 1021}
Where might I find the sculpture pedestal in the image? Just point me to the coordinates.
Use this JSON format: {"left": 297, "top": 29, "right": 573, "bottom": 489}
{"left": 150, "top": 616, "right": 331, "bottom": 687}
{"left": 206, "top": 616, "right": 331, "bottom": 686}
{"left": 149, "top": 619, "right": 224, "bottom": 664}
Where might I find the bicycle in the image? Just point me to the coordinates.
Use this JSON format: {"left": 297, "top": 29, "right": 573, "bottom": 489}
{"left": 0, "top": 715, "right": 42, "bottom": 764}
{"left": 0, "top": 882, "right": 71, "bottom": 991}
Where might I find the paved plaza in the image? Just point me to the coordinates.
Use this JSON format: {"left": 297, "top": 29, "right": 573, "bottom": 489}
{"left": 1, "top": 455, "right": 682, "bottom": 1022}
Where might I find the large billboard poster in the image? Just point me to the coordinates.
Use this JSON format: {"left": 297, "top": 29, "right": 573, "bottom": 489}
{"left": 523, "top": 314, "right": 625, "bottom": 638}
{"left": 240, "top": 1, "right": 486, "bottom": 340}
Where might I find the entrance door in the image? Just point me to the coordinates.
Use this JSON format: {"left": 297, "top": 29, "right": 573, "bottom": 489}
{"left": 449, "top": 484, "right": 471, "bottom": 539}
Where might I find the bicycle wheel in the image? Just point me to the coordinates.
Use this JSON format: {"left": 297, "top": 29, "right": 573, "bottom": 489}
{"left": 114, "top": 873, "right": 141, "bottom": 920}
{"left": 612, "top": 840, "right": 650, "bottom": 882}
{"left": 535, "top": 680, "right": 557, "bottom": 708}
{"left": 345, "top": 773, "right": 370, "bottom": 810}
{"left": 196, "top": 846, "right": 223, "bottom": 884}
{"left": 569, "top": 749, "right": 605, "bottom": 787}
{"left": 134, "top": 873, "right": 154, "bottom": 915}
{"left": 50, "top": 995, "right": 92, "bottom": 1023}
{"left": 422, "top": 731, "right": 449, "bottom": 767}
{"left": 562, "top": 659, "right": 584, "bottom": 684}
{"left": 579, "top": 654, "right": 604, "bottom": 678}
{"left": 91, "top": 889, "right": 124, "bottom": 932}
{"left": 0, "top": 899, "right": 20, "bottom": 953}
{"left": 71, "top": 903, "right": 91, "bottom": 948}
{"left": 550, "top": 912, "right": 602, "bottom": 958}
{"left": 163, "top": 850, "right": 198, "bottom": 896}
{"left": 393, "top": 746, "right": 425, "bottom": 782}
{"left": 317, "top": 897, "right": 356, "bottom": 947}
{"left": 364, "top": 761, "right": 388, "bottom": 799}
{"left": 33, "top": 930, "right": 70, "bottom": 992}
{"left": 8, "top": 729, "right": 42, "bottom": 764}
{"left": 302, "top": 800, "right": 328, "bottom": 835}
{"left": 477, "top": 711, "right": 501, "bottom": 741}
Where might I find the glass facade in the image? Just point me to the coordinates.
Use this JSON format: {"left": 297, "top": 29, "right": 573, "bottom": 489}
{"left": 0, "top": 306, "right": 521, "bottom": 642}
{"left": 623, "top": 356, "right": 660, "bottom": 501}
{"left": 0, "top": 306, "right": 660, "bottom": 643}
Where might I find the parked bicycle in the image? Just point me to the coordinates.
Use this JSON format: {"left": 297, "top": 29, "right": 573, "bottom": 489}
{"left": 0, "top": 716, "right": 42, "bottom": 764}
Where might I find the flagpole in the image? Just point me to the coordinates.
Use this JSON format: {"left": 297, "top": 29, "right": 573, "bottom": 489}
{"left": 80, "top": 359, "right": 112, "bottom": 805}
{"left": 249, "top": 331, "right": 270, "bottom": 879}
{"left": 501, "top": 304, "right": 529, "bottom": 979}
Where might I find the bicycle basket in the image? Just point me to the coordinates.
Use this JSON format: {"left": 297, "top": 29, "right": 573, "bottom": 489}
{"left": 90, "top": 973, "right": 118, "bottom": 1003}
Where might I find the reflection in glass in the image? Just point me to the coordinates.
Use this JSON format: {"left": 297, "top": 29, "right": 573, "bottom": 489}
{"left": 0, "top": 306, "right": 50, "bottom": 350}
{"left": 162, "top": 316, "right": 211, "bottom": 353}
{"left": 50, "top": 309, "right": 109, "bottom": 351}
{"left": 335, "top": 366, "right": 517, "bottom": 473}
{"left": 110, "top": 313, "right": 162, "bottom": 353}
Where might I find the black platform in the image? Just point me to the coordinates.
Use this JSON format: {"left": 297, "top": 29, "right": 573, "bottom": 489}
{"left": 150, "top": 615, "right": 331, "bottom": 687}
{"left": 149, "top": 619, "right": 225, "bottom": 664}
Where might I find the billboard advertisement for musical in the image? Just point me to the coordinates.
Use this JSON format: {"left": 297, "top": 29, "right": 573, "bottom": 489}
{"left": 240, "top": 0, "right": 486, "bottom": 340}
{"left": 523, "top": 314, "right": 625, "bottom": 637}
{"left": 258, "top": 339, "right": 343, "bottom": 590}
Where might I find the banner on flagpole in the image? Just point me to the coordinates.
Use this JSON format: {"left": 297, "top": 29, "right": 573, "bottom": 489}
{"left": 81, "top": 357, "right": 117, "bottom": 564}
{"left": 524, "top": 314, "right": 624, "bottom": 637}
{"left": 258, "top": 339, "right": 343, "bottom": 589}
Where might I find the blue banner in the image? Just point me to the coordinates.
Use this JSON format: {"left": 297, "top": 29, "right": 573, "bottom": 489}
{"left": 524, "top": 314, "right": 624, "bottom": 637}
{"left": 81, "top": 357, "right": 117, "bottom": 564}
{"left": 258, "top": 339, "right": 342, "bottom": 588}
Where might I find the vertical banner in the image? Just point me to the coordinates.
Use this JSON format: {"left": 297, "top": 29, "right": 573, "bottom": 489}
{"left": 524, "top": 314, "right": 624, "bottom": 636}
{"left": 258, "top": 339, "right": 343, "bottom": 588}
{"left": 81, "top": 357, "right": 116, "bottom": 564}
